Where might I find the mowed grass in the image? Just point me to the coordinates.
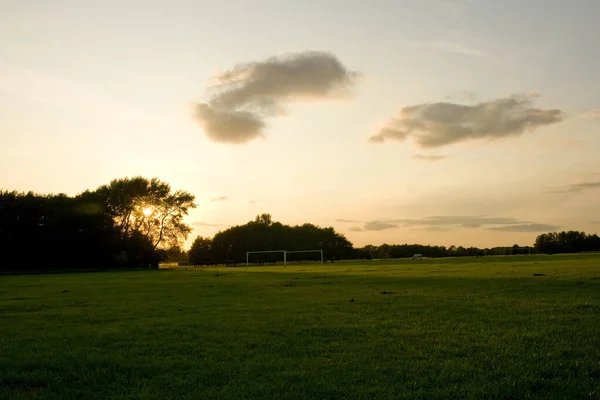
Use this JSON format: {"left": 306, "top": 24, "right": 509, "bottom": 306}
{"left": 1, "top": 255, "right": 600, "bottom": 399}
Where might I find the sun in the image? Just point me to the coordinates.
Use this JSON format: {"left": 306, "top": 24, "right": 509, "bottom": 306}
{"left": 142, "top": 207, "right": 152, "bottom": 217}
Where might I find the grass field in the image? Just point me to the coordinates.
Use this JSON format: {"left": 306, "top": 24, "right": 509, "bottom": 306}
{"left": 1, "top": 254, "right": 599, "bottom": 399}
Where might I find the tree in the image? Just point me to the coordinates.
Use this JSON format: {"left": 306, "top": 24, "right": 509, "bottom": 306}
{"left": 254, "top": 213, "right": 272, "bottom": 226}
{"left": 189, "top": 236, "right": 213, "bottom": 264}
{"left": 534, "top": 231, "right": 600, "bottom": 254}
{"left": 512, "top": 244, "right": 520, "bottom": 255}
{"left": 97, "top": 177, "right": 196, "bottom": 249}
{"left": 208, "top": 214, "right": 353, "bottom": 262}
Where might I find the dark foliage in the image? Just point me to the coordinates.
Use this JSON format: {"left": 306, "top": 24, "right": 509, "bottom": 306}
{"left": 190, "top": 214, "right": 354, "bottom": 264}
{"left": 0, "top": 177, "right": 195, "bottom": 272}
{"left": 534, "top": 231, "right": 600, "bottom": 254}
{"left": 354, "top": 243, "right": 537, "bottom": 259}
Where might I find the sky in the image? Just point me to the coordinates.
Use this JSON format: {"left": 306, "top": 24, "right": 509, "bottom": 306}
{"left": 1, "top": 0, "right": 599, "bottom": 249}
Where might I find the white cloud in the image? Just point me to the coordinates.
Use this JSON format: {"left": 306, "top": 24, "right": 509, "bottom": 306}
{"left": 370, "top": 94, "right": 564, "bottom": 148}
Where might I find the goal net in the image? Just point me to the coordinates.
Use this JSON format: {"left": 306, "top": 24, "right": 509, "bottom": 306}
{"left": 246, "top": 250, "right": 286, "bottom": 266}
{"left": 245, "top": 250, "right": 323, "bottom": 266}
{"left": 285, "top": 250, "right": 323, "bottom": 265}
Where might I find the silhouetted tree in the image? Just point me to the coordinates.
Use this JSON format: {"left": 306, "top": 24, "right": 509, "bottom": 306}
{"left": 189, "top": 236, "right": 213, "bottom": 264}
{"left": 96, "top": 176, "right": 196, "bottom": 249}
{"left": 0, "top": 177, "right": 196, "bottom": 272}
{"left": 534, "top": 231, "right": 600, "bottom": 254}
{"left": 208, "top": 214, "right": 353, "bottom": 263}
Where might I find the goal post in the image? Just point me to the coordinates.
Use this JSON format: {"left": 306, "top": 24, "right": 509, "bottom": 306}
{"left": 285, "top": 250, "right": 323, "bottom": 264}
{"left": 246, "top": 250, "right": 286, "bottom": 266}
{"left": 245, "top": 249, "right": 324, "bottom": 266}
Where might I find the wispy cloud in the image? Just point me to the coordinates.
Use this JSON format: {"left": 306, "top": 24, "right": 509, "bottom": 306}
{"left": 577, "top": 109, "right": 600, "bottom": 120}
{"left": 336, "top": 218, "right": 365, "bottom": 223}
{"left": 192, "top": 51, "right": 360, "bottom": 144}
{"left": 191, "top": 221, "right": 227, "bottom": 228}
{"left": 486, "top": 223, "right": 559, "bottom": 232}
{"left": 370, "top": 94, "right": 564, "bottom": 148}
{"left": 591, "top": 221, "right": 600, "bottom": 225}
{"left": 566, "top": 181, "right": 600, "bottom": 193}
{"left": 349, "top": 226, "right": 364, "bottom": 232}
{"left": 413, "top": 154, "right": 448, "bottom": 161}
{"left": 338, "top": 215, "right": 557, "bottom": 233}
{"left": 211, "top": 196, "right": 228, "bottom": 202}
{"left": 363, "top": 221, "right": 398, "bottom": 231}
{"left": 550, "top": 181, "right": 600, "bottom": 194}
{"left": 389, "top": 216, "right": 525, "bottom": 226}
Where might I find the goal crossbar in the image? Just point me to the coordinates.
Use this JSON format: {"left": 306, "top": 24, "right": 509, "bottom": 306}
{"left": 246, "top": 250, "right": 286, "bottom": 266}
{"left": 245, "top": 249, "right": 323, "bottom": 266}
{"left": 285, "top": 250, "right": 323, "bottom": 264}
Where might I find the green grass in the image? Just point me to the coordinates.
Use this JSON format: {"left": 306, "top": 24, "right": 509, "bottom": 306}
{"left": 1, "top": 254, "right": 599, "bottom": 399}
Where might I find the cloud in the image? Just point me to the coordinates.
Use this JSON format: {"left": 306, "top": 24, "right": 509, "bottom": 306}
{"left": 486, "top": 223, "right": 559, "bottom": 232}
{"left": 191, "top": 221, "right": 226, "bottom": 228}
{"left": 338, "top": 215, "right": 559, "bottom": 233}
{"left": 388, "top": 216, "right": 525, "bottom": 226}
{"left": 195, "top": 105, "right": 264, "bottom": 144}
{"left": 370, "top": 94, "right": 564, "bottom": 148}
{"left": 211, "top": 196, "right": 228, "bottom": 202}
{"left": 368, "top": 127, "right": 407, "bottom": 143}
{"left": 558, "top": 181, "right": 600, "bottom": 193}
{"left": 363, "top": 221, "right": 398, "bottom": 231}
{"left": 413, "top": 154, "right": 448, "bottom": 161}
{"left": 336, "top": 218, "right": 365, "bottom": 223}
{"left": 193, "top": 51, "right": 359, "bottom": 144}
{"left": 577, "top": 109, "right": 600, "bottom": 119}
{"left": 337, "top": 216, "right": 525, "bottom": 227}
{"left": 591, "top": 221, "right": 600, "bottom": 225}
{"left": 349, "top": 226, "right": 364, "bottom": 232}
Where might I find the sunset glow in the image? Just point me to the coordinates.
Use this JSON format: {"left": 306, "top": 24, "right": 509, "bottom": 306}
{"left": 1, "top": 0, "right": 599, "bottom": 249}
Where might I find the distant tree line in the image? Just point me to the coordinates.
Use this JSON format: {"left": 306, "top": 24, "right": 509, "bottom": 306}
{"left": 0, "top": 177, "right": 196, "bottom": 272}
{"left": 352, "top": 231, "right": 600, "bottom": 260}
{"left": 534, "top": 231, "right": 600, "bottom": 254}
{"left": 189, "top": 214, "right": 354, "bottom": 264}
{"left": 2, "top": 179, "right": 599, "bottom": 273}
{"left": 353, "top": 243, "right": 534, "bottom": 259}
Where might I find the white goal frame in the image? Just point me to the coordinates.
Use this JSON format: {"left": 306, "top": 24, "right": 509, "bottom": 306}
{"left": 246, "top": 250, "right": 286, "bottom": 266}
{"left": 245, "top": 249, "right": 324, "bottom": 266}
{"left": 286, "top": 250, "right": 323, "bottom": 265}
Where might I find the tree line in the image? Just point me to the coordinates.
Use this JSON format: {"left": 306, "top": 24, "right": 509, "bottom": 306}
{"left": 354, "top": 244, "right": 528, "bottom": 260}
{"left": 2, "top": 176, "right": 599, "bottom": 273}
{"left": 352, "top": 230, "right": 600, "bottom": 260}
{"left": 533, "top": 231, "right": 600, "bottom": 254}
{"left": 189, "top": 214, "right": 354, "bottom": 264}
{"left": 0, "top": 177, "right": 196, "bottom": 272}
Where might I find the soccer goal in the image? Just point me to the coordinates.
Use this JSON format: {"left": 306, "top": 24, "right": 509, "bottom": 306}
{"left": 245, "top": 249, "right": 324, "bottom": 266}
{"left": 246, "top": 250, "right": 286, "bottom": 266}
{"left": 285, "top": 250, "right": 323, "bottom": 265}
